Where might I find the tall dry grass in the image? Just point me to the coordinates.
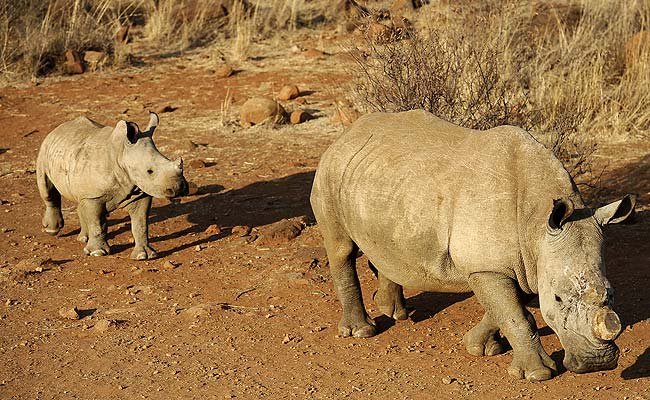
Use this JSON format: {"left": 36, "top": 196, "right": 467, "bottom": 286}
{"left": 350, "top": 0, "right": 650, "bottom": 183}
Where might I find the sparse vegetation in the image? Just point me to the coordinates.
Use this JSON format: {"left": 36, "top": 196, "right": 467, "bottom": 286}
{"left": 350, "top": 0, "right": 650, "bottom": 183}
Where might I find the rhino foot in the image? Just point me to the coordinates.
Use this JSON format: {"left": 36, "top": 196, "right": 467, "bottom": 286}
{"left": 130, "top": 245, "right": 158, "bottom": 260}
{"left": 84, "top": 242, "right": 110, "bottom": 257}
{"left": 463, "top": 315, "right": 506, "bottom": 356}
{"left": 507, "top": 349, "right": 557, "bottom": 381}
{"left": 77, "top": 232, "right": 88, "bottom": 243}
{"left": 373, "top": 290, "right": 408, "bottom": 320}
{"left": 42, "top": 208, "right": 64, "bottom": 235}
{"left": 338, "top": 316, "right": 377, "bottom": 338}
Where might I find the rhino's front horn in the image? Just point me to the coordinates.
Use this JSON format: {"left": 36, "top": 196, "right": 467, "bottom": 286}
{"left": 592, "top": 308, "right": 622, "bottom": 341}
{"left": 175, "top": 157, "right": 183, "bottom": 170}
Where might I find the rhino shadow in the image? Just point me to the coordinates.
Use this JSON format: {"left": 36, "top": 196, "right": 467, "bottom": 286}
{"left": 104, "top": 171, "right": 316, "bottom": 257}
{"left": 621, "top": 347, "right": 650, "bottom": 380}
{"left": 405, "top": 292, "right": 473, "bottom": 323}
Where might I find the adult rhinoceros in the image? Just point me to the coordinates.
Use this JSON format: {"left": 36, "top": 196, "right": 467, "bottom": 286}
{"left": 310, "top": 110, "right": 634, "bottom": 381}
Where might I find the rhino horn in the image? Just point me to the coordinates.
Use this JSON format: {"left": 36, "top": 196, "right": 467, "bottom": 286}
{"left": 146, "top": 112, "right": 159, "bottom": 135}
{"left": 592, "top": 308, "right": 621, "bottom": 342}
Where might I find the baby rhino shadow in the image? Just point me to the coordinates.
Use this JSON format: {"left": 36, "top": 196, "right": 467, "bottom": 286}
{"left": 621, "top": 347, "right": 650, "bottom": 380}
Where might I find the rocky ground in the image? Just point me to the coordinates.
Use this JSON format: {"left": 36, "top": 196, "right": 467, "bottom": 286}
{"left": 1, "top": 22, "right": 649, "bottom": 400}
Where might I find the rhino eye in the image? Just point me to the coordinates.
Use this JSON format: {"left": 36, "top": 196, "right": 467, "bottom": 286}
{"left": 554, "top": 295, "right": 563, "bottom": 303}
{"left": 147, "top": 169, "right": 153, "bottom": 175}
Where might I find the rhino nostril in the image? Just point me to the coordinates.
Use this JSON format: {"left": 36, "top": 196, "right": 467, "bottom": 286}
{"left": 164, "top": 188, "right": 174, "bottom": 197}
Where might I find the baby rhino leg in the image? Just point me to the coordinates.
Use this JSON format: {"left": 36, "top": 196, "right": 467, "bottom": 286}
{"left": 78, "top": 199, "right": 110, "bottom": 256}
{"left": 463, "top": 312, "right": 505, "bottom": 356}
{"left": 37, "top": 170, "right": 64, "bottom": 235}
{"left": 372, "top": 263, "right": 408, "bottom": 320}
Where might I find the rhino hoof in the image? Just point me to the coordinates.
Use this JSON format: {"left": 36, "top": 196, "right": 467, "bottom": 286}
{"left": 130, "top": 246, "right": 158, "bottom": 260}
{"left": 44, "top": 228, "right": 60, "bottom": 236}
{"left": 338, "top": 317, "right": 377, "bottom": 338}
{"left": 89, "top": 249, "right": 108, "bottom": 257}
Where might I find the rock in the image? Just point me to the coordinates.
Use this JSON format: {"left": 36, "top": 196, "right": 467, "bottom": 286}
{"left": 154, "top": 105, "right": 176, "bottom": 114}
{"left": 64, "top": 49, "right": 84, "bottom": 74}
{"left": 187, "top": 182, "right": 199, "bottom": 195}
{"left": 59, "top": 307, "right": 80, "bottom": 320}
{"left": 240, "top": 97, "right": 286, "bottom": 127}
{"left": 290, "top": 109, "right": 312, "bottom": 125}
{"left": 255, "top": 217, "right": 306, "bottom": 246}
{"left": 330, "top": 107, "right": 361, "bottom": 127}
{"left": 215, "top": 65, "right": 233, "bottom": 78}
{"left": 83, "top": 51, "right": 107, "bottom": 72}
{"left": 231, "top": 225, "right": 252, "bottom": 237}
{"left": 15, "top": 257, "right": 51, "bottom": 273}
{"left": 625, "top": 31, "right": 650, "bottom": 69}
{"left": 93, "top": 319, "right": 115, "bottom": 332}
{"left": 114, "top": 24, "right": 130, "bottom": 43}
{"left": 442, "top": 376, "right": 455, "bottom": 384}
{"left": 188, "top": 159, "right": 206, "bottom": 169}
{"left": 182, "top": 140, "right": 199, "bottom": 152}
{"left": 278, "top": 85, "right": 300, "bottom": 101}
{"left": 163, "top": 260, "right": 178, "bottom": 270}
{"left": 205, "top": 224, "right": 222, "bottom": 236}
{"left": 182, "top": 303, "right": 214, "bottom": 318}
{"left": 302, "top": 49, "right": 326, "bottom": 58}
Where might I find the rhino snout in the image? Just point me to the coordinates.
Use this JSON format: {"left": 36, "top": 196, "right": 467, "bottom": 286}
{"left": 164, "top": 178, "right": 188, "bottom": 198}
{"left": 564, "top": 343, "right": 620, "bottom": 374}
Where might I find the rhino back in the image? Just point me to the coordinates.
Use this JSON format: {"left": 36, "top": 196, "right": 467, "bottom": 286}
{"left": 313, "top": 110, "right": 578, "bottom": 292}
{"left": 38, "top": 117, "right": 126, "bottom": 201}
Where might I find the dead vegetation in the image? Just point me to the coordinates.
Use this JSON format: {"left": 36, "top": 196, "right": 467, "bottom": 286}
{"left": 349, "top": 0, "right": 650, "bottom": 183}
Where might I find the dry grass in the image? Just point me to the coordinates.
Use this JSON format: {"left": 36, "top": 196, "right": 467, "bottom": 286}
{"left": 350, "top": 0, "right": 650, "bottom": 183}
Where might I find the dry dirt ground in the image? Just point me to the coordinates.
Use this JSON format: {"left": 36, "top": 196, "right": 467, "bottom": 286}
{"left": 0, "top": 29, "right": 649, "bottom": 400}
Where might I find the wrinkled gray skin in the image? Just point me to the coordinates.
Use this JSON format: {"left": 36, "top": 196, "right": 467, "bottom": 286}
{"left": 310, "top": 110, "right": 635, "bottom": 381}
{"left": 36, "top": 113, "right": 188, "bottom": 260}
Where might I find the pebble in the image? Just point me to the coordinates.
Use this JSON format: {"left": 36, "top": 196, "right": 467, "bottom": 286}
{"left": 188, "top": 159, "right": 206, "bottom": 169}
{"left": 290, "top": 109, "right": 312, "bottom": 125}
{"left": 231, "top": 225, "right": 251, "bottom": 237}
{"left": 278, "top": 84, "right": 300, "bottom": 101}
{"left": 205, "top": 224, "right": 222, "bottom": 236}
{"left": 93, "top": 319, "right": 114, "bottom": 332}
{"left": 214, "top": 65, "right": 233, "bottom": 78}
{"left": 442, "top": 376, "right": 455, "bottom": 384}
{"left": 58, "top": 307, "right": 80, "bottom": 320}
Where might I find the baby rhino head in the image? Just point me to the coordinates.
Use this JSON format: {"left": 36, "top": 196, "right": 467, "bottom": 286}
{"left": 113, "top": 113, "right": 188, "bottom": 199}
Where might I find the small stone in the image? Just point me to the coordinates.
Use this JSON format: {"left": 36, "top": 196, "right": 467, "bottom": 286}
{"left": 256, "top": 217, "right": 306, "bottom": 246}
{"left": 182, "top": 140, "right": 198, "bottom": 152}
{"left": 93, "top": 319, "right": 114, "bottom": 332}
{"left": 231, "top": 225, "right": 251, "bottom": 237}
{"left": 154, "top": 105, "right": 176, "bottom": 114}
{"left": 188, "top": 159, "right": 206, "bottom": 169}
{"left": 442, "top": 376, "right": 454, "bottom": 384}
{"left": 278, "top": 85, "right": 300, "bottom": 101}
{"left": 187, "top": 182, "right": 199, "bottom": 195}
{"left": 59, "top": 307, "right": 80, "bottom": 320}
{"left": 240, "top": 97, "right": 286, "bottom": 127}
{"left": 114, "top": 24, "right": 130, "bottom": 43}
{"left": 290, "top": 109, "right": 312, "bottom": 125}
{"left": 282, "top": 334, "right": 291, "bottom": 344}
{"left": 64, "top": 49, "right": 84, "bottom": 74}
{"left": 302, "top": 49, "right": 326, "bottom": 58}
{"left": 163, "top": 260, "right": 178, "bottom": 270}
{"left": 215, "top": 65, "right": 233, "bottom": 78}
{"left": 194, "top": 245, "right": 202, "bottom": 252}
{"left": 205, "top": 224, "right": 222, "bottom": 236}
{"left": 83, "top": 51, "right": 107, "bottom": 72}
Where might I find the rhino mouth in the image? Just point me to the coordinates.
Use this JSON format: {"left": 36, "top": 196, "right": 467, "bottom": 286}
{"left": 164, "top": 179, "right": 189, "bottom": 198}
{"left": 563, "top": 342, "right": 619, "bottom": 373}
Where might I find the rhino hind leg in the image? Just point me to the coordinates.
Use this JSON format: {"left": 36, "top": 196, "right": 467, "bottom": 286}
{"left": 37, "top": 169, "right": 64, "bottom": 235}
{"left": 371, "top": 265, "right": 408, "bottom": 320}
{"left": 77, "top": 211, "right": 88, "bottom": 243}
{"left": 78, "top": 199, "right": 110, "bottom": 257}
{"left": 322, "top": 226, "right": 376, "bottom": 338}
{"left": 463, "top": 312, "right": 506, "bottom": 356}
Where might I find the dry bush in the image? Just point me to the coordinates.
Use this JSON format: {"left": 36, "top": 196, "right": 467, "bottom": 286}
{"left": 350, "top": 0, "right": 650, "bottom": 184}
{"left": 0, "top": 0, "right": 138, "bottom": 79}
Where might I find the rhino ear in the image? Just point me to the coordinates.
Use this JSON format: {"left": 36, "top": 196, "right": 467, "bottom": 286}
{"left": 548, "top": 198, "right": 575, "bottom": 232}
{"left": 594, "top": 194, "right": 636, "bottom": 225}
{"left": 114, "top": 120, "right": 140, "bottom": 144}
{"left": 145, "top": 112, "right": 159, "bottom": 136}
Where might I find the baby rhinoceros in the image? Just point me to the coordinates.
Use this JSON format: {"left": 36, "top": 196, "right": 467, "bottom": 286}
{"left": 310, "top": 110, "right": 635, "bottom": 381}
{"left": 37, "top": 113, "right": 188, "bottom": 260}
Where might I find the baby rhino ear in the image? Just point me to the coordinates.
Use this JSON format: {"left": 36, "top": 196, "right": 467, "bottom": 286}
{"left": 594, "top": 194, "right": 636, "bottom": 225}
{"left": 145, "top": 112, "right": 159, "bottom": 136}
{"left": 113, "top": 120, "right": 140, "bottom": 144}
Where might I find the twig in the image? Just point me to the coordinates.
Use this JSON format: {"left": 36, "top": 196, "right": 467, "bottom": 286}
{"left": 22, "top": 129, "right": 38, "bottom": 137}
{"left": 234, "top": 287, "right": 257, "bottom": 301}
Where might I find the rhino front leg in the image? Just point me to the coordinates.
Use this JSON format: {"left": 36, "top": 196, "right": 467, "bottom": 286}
{"left": 125, "top": 196, "right": 158, "bottom": 260}
{"left": 463, "top": 312, "right": 506, "bottom": 356}
{"left": 468, "top": 272, "right": 557, "bottom": 381}
{"left": 372, "top": 265, "right": 408, "bottom": 320}
{"left": 37, "top": 170, "right": 64, "bottom": 235}
{"left": 78, "top": 199, "right": 110, "bottom": 256}
{"left": 324, "top": 231, "right": 376, "bottom": 338}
